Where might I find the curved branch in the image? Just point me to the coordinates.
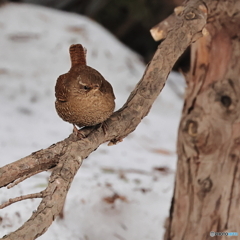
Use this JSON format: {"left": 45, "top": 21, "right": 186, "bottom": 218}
{"left": 0, "top": 1, "right": 207, "bottom": 239}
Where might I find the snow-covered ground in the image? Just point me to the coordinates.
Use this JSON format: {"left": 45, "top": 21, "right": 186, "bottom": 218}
{"left": 0, "top": 3, "right": 185, "bottom": 240}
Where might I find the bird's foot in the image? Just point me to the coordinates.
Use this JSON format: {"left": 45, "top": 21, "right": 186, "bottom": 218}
{"left": 99, "top": 121, "right": 109, "bottom": 135}
{"left": 73, "top": 124, "right": 79, "bottom": 135}
{"left": 71, "top": 121, "right": 110, "bottom": 141}
{"left": 72, "top": 124, "right": 86, "bottom": 139}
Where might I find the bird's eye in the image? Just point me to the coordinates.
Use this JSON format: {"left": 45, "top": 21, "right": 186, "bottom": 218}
{"left": 83, "top": 85, "right": 90, "bottom": 90}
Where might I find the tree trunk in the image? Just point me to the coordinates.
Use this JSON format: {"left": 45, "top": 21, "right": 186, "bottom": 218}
{"left": 165, "top": 1, "right": 240, "bottom": 239}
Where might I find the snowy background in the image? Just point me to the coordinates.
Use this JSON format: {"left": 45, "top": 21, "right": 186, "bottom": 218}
{"left": 0, "top": 3, "right": 185, "bottom": 240}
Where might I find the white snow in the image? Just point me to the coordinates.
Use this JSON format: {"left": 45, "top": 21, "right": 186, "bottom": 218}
{"left": 0, "top": 3, "right": 185, "bottom": 240}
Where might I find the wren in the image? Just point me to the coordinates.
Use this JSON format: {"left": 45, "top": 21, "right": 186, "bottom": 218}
{"left": 55, "top": 44, "right": 115, "bottom": 128}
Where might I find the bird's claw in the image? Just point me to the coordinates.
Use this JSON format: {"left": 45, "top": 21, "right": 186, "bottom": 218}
{"left": 72, "top": 124, "right": 86, "bottom": 139}
{"left": 100, "top": 121, "right": 109, "bottom": 135}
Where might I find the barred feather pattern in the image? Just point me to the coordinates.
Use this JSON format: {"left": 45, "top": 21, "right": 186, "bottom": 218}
{"left": 69, "top": 44, "right": 87, "bottom": 67}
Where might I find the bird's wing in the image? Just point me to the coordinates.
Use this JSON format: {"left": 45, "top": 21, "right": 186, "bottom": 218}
{"left": 55, "top": 74, "right": 68, "bottom": 102}
{"left": 101, "top": 79, "right": 116, "bottom": 99}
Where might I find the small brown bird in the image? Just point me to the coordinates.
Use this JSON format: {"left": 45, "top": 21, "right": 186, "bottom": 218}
{"left": 55, "top": 44, "right": 115, "bottom": 129}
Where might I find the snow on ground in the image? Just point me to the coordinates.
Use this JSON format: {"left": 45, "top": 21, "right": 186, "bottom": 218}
{"left": 0, "top": 3, "right": 185, "bottom": 240}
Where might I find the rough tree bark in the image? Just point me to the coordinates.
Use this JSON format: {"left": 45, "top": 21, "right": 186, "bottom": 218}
{"left": 0, "top": 1, "right": 207, "bottom": 239}
{"left": 161, "top": 0, "right": 240, "bottom": 239}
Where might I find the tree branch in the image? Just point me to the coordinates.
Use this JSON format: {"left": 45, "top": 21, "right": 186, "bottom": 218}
{"left": 0, "top": 192, "right": 44, "bottom": 209}
{"left": 0, "top": 1, "right": 207, "bottom": 239}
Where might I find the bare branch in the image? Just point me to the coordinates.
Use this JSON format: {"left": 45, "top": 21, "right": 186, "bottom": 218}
{"left": 0, "top": 145, "right": 60, "bottom": 188}
{"left": 7, "top": 169, "right": 44, "bottom": 189}
{"left": 150, "top": 13, "right": 177, "bottom": 41}
{"left": 150, "top": 2, "right": 208, "bottom": 42}
{"left": 0, "top": 192, "right": 44, "bottom": 209}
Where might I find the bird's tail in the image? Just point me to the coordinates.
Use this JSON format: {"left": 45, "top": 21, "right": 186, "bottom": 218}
{"left": 69, "top": 44, "right": 87, "bottom": 67}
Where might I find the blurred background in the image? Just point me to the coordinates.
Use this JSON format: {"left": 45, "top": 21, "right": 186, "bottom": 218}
{"left": 5, "top": 0, "right": 186, "bottom": 65}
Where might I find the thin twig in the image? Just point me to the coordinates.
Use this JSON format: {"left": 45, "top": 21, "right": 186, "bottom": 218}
{"left": 7, "top": 169, "right": 45, "bottom": 189}
{"left": 0, "top": 192, "right": 44, "bottom": 209}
